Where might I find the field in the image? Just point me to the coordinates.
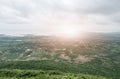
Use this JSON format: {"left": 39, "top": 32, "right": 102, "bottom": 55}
{"left": 0, "top": 33, "right": 120, "bottom": 79}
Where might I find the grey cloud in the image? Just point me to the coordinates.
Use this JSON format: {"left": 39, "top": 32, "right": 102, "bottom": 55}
{"left": 72, "top": 0, "right": 120, "bottom": 15}
{"left": 0, "top": 0, "right": 120, "bottom": 34}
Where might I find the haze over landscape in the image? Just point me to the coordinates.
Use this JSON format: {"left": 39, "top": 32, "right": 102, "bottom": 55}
{"left": 0, "top": 0, "right": 120, "bottom": 35}
{"left": 0, "top": 0, "right": 120, "bottom": 79}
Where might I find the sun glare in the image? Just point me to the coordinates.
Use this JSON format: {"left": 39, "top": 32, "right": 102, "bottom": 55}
{"left": 60, "top": 27, "right": 80, "bottom": 38}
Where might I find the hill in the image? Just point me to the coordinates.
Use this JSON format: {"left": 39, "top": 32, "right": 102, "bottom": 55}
{"left": 0, "top": 33, "right": 120, "bottom": 79}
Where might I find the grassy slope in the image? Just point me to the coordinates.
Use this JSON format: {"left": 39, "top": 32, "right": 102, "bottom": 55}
{"left": 0, "top": 69, "right": 109, "bottom": 79}
{"left": 0, "top": 60, "right": 119, "bottom": 79}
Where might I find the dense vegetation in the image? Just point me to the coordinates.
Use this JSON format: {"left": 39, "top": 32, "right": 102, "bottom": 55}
{"left": 0, "top": 33, "right": 120, "bottom": 79}
{"left": 0, "top": 69, "right": 109, "bottom": 79}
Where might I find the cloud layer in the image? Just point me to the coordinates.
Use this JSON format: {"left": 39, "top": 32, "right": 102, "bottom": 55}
{"left": 0, "top": 0, "right": 120, "bottom": 35}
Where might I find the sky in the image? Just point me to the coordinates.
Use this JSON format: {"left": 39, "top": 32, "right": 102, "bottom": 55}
{"left": 0, "top": 0, "right": 120, "bottom": 35}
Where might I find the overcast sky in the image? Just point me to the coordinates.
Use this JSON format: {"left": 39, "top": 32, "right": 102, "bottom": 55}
{"left": 0, "top": 0, "right": 120, "bottom": 35}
